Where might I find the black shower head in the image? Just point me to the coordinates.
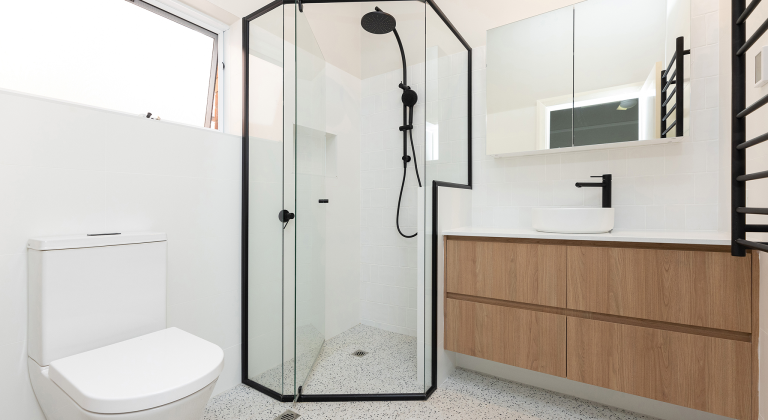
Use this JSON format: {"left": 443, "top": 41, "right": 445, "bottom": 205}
{"left": 361, "top": 7, "right": 396, "bottom": 34}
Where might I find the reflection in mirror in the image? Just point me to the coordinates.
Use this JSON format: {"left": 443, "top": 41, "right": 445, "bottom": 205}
{"left": 485, "top": 6, "right": 573, "bottom": 155}
{"left": 486, "top": 0, "right": 691, "bottom": 156}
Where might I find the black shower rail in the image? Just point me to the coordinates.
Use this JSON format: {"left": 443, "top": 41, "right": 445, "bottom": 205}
{"left": 732, "top": 0, "right": 768, "bottom": 256}
{"left": 660, "top": 36, "right": 690, "bottom": 138}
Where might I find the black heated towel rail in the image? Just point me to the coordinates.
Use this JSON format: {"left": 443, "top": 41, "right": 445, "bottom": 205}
{"left": 661, "top": 36, "right": 690, "bottom": 138}
{"left": 732, "top": 0, "right": 768, "bottom": 256}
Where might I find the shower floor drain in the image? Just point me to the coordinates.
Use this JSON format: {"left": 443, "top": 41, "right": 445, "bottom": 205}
{"left": 351, "top": 350, "right": 368, "bottom": 357}
{"left": 274, "top": 410, "right": 300, "bottom": 420}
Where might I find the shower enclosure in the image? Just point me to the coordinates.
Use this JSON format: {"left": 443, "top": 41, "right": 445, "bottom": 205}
{"left": 242, "top": 0, "right": 470, "bottom": 402}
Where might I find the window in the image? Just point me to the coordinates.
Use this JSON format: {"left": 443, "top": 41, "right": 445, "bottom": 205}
{"left": 0, "top": 0, "right": 219, "bottom": 128}
{"left": 546, "top": 94, "right": 641, "bottom": 149}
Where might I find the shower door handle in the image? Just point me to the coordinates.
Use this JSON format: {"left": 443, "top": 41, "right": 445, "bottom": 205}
{"left": 278, "top": 209, "right": 294, "bottom": 223}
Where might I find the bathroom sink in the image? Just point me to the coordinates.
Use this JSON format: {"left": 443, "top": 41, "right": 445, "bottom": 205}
{"left": 532, "top": 208, "right": 614, "bottom": 234}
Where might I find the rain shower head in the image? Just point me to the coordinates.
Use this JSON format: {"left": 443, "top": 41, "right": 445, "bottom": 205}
{"left": 361, "top": 7, "right": 396, "bottom": 34}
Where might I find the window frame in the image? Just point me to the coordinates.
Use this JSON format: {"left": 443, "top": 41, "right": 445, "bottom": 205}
{"left": 127, "top": 0, "right": 222, "bottom": 129}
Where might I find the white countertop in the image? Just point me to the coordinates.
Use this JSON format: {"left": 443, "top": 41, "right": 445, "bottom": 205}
{"left": 442, "top": 227, "right": 731, "bottom": 246}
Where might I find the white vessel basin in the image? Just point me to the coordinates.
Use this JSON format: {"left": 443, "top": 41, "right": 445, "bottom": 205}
{"left": 533, "top": 208, "right": 614, "bottom": 234}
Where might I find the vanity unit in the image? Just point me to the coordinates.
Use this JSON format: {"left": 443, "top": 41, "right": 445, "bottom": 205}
{"left": 443, "top": 228, "right": 759, "bottom": 420}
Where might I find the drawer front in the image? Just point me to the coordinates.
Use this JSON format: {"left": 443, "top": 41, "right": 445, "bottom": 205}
{"left": 445, "top": 298, "right": 566, "bottom": 377}
{"left": 567, "top": 317, "right": 750, "bottom": 420}
{"left": 567, "top": 246, "right": 752, "bottom": 332}
{"left": 446, "top": 238, "right": 566, "bottom": 307}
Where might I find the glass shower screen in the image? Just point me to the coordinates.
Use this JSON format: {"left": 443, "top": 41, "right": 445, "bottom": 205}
{"left": 243, "top": 0, "right": 470, "bottom": 402}
{"left": 293, "top": 7, "right": 327, "bottom": 396}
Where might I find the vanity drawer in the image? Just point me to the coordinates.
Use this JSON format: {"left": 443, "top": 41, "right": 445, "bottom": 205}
{"left": 567, "top": 246, "right": 752, "bottom": 332}
{"left": 567, "top": 317, "right": 751, "bottom": 420}
{"left": 446, "top": 238, "right": 566, "bottom": 307}
{"left": 445, "top": 298, "right": 566, "bottom": 377}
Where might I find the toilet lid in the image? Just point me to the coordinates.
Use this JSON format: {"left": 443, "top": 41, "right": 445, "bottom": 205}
{"left": 49, "top": 327, "right": 224, "bottom": 414}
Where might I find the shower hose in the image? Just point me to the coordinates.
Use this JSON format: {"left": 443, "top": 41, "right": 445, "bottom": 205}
{"left": 396, "top": 104, "right": 421, "bottom": 238}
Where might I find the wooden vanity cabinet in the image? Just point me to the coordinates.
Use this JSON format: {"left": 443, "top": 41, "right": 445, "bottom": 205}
{"left": 445, "top": 298, "right": 566, "bottom": 377}
{"left": 567, "top": 317, "right": 751, "bottom": 420}
{"left": 444, "top": 236, "right": 758, "bottom": 420}
{"left": 567, "top": 245, "right": 752, "bottom": 332}
{"left": 446, "top": 237, "right": 567, "bottom": 307}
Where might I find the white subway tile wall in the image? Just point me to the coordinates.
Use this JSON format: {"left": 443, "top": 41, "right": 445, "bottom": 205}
{"left": 359, "top": 63, "right": 425, "bottom": 337}
{"left": 358, "top": 44, "right": 473, "bottom": 336}
{"left": 471, "top": 0, "right": 721, "bottom": 231}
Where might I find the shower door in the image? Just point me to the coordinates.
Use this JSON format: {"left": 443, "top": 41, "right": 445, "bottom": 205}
{"left": 244, "top": 1, "right": 326, "bottom": 398}
{"left": 293, "top": 3, "right": 326, "bottom": 396}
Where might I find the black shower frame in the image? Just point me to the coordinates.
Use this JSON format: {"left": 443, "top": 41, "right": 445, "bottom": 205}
{"left": 240, "top": 0, "right": 472, "bottom": 403}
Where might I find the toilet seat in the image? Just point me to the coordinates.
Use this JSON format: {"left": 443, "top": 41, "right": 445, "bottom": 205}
{"left": 48, "top": 327, "right": 224, "bottom": 414}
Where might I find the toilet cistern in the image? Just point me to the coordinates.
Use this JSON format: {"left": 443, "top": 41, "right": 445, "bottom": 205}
{"left": 26, "top": 232, "right": 223, "bottom": 420}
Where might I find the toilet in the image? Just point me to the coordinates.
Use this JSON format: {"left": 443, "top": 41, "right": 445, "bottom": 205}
{"left": 26, "top": 232, "right": 224, "bottom": 420}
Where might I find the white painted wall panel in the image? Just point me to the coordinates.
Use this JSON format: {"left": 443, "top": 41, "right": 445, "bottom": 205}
{"left": 0, "top": 89, "right": 242, "bottom": 418}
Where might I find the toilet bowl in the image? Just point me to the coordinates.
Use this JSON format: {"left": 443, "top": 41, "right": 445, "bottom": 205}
{"left": 26, "top": 233, "right": 223, "bottom": 420}
{"left": 27, "top": 329, "right": 221, "bottom": 420}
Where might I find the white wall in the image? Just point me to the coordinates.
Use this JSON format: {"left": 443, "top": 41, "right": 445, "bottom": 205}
{"left": 0, "top": 89, "right": 242, "bottom": 418}
{"left": 472, "top": 0, "right": 721, "bottom": 232}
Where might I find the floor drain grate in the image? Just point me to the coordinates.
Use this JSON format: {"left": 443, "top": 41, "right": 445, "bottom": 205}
{"left": 275, "top": 410, "right": 300, "bottom": 420}
{"left": 351, "top": 350, "right": 368, "bottom": 357}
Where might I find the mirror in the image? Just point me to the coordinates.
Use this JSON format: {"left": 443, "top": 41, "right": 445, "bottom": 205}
{"left": 486, "top": 0, "right": 691, "bottom": 156}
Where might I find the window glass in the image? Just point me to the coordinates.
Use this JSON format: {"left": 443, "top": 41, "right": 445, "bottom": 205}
{"left": 550, "top": 98, "right": 640, "bottom": 149}
{"left": 0, "top": 0, "right": 216, "bottom": 127}
{"left": 573, "top": 100, "right": 639, "bottom": 147}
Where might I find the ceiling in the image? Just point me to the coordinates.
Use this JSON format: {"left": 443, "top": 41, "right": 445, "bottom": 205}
{"left": 182, "top": 0, "right": 587, "bottom": 77}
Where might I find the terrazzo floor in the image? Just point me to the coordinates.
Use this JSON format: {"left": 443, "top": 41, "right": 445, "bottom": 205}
{"left": 302, "top": 324, "right": 422, "bottom": 394}
{"left": 252, "top": 324, "right": 326, "bottom": 394}
{"left": 204, "top": 368, "right": 658, "bottom": 420}
{"left": 251, "top": 324, "right": 422, "bottom": 395}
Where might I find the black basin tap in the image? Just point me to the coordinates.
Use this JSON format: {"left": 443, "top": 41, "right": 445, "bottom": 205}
{"left": 575, "top": 174, "right": 612, "bottom": 208}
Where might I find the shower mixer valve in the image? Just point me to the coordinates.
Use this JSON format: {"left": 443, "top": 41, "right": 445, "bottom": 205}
{"left": 400, "top": 83, "right": 418, "bottom": 107}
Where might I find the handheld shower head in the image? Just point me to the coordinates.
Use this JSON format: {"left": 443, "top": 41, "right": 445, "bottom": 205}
{"left": 361, "top": 7, "right": 396, "bottom": 34}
